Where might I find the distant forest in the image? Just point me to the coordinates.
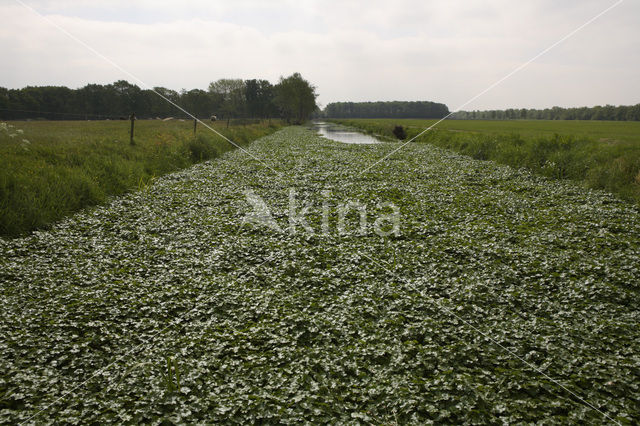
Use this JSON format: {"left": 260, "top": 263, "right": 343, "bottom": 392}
{"left": 451, "top": 104, "right": 640, "bottom": 121}
{"left": 0, "top": 73, "right": 318, "bottom": 123}
{"left": 323, "top": 101, "right": 640, "bottom": 121}
{"left": 4, "top": 80, "right": 638, "bottom": 122}
{"left": 323, "top": 101, "right": 450, "bottom": 119}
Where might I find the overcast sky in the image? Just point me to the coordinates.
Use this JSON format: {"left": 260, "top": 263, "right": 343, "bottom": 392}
{"left": 1, "top": 0, "right": 638, "bottom": 110}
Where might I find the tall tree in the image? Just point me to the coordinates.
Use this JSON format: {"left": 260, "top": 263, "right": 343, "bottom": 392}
{"left": 245, "top": 79, "right": 276, "bottom": 118}
{"left": 111, "top": 80, "right": 145, "bottom": 113}
{"left": 273, "top": 73, "right": 318, "bottom": 124}
{"left": 180, "top": 89, "right": 215, "bottom": 119}
{"left": 208, "top": 79, "right": 246, "bottom": 119}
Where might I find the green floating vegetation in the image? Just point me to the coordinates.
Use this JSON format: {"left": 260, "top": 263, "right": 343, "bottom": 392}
{"left": 331, "top": 118, "right": 640, "bottom": 204}
{"left": 0, "top": 127, "right": 638, "bottom": 423}
{"left": 0, "top": 119, "right": 283, "bottom": 237}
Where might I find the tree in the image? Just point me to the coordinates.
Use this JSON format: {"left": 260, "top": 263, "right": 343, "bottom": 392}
{"left": 273, "top": 73, "right": 318, "bottom": 124}
{"left": 245, "top": 79, "right": 276, "bottom": 118}
{"left": 180, "top": 89, "right": 215, "bottom": 119}
{"left": 111, "top": 80, "right": 145, "bottom": 113}
{"left": 208, "top": 79, "right": 246, "bottom": 119}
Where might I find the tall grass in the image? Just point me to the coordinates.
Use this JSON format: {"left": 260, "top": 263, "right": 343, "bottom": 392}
{"left": 332, "top": 118, "right": 640, "bottom": 204}
{"left": 0, "top": 119, "right": 283, "bottom": 237}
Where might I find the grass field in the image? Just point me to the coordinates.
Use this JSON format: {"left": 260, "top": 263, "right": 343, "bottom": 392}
{"left": 330, "top": 118, "right": 640, "bottom": 204}
{"left": 0, "top": 119, "right": 282, "bottom": 237}
{"left": 333, "top": 118, "right": 640, "bottom": 144}
{"left": 1, "top": 127, "right": 638, "bottom": 423}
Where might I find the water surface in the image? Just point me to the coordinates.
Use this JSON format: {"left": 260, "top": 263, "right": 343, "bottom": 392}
{"left": 312, "top": 121, "right": 381, "bottom": 144}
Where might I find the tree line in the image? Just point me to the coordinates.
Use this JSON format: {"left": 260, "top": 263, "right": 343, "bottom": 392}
{"left": 0, "top": 73, "right": 318, "bottom": 123}
{"left": 322, "top": 101, "right": 450, "bottom": 119}
{"left": 451, "top": 104, "right": 640, "bottom": 121}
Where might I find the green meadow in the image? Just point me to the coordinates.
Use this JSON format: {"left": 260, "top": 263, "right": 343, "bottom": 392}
{"left": 333, "top": 118, "right": 640, "bottom": 143}
{"left": 0, "top": 119, "right": 282, "bottom": 237}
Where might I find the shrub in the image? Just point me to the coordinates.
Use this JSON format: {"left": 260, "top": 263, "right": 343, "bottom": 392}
{"left": 392, "top": 125, "right": 407, "bottom": 140}
{"left": 186, "top": 134, "right": 220, "bottom": 162}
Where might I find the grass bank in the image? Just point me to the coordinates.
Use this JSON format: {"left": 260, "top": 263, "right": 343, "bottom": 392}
{"left": 0, "top": 119, "right": 283, "bottom": 237}
{"left": 331, "top": 118, "right": 640, "bottom": 204}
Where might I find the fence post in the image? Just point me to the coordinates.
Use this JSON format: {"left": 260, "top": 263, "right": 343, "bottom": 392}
{"left": 193, "top": 118, "right": 197, "bottom": 137}
{"left": 129, "top": 112, "right": 136, "bottom": 145}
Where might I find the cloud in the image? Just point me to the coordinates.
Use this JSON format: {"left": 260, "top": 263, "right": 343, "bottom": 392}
{"left": 1, "top": 0, "right": 638, "bottom": 109}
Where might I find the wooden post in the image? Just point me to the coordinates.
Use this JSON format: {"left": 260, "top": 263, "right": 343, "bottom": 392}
{"left": 129, "top": 112, "right": 136, "bottom": 145}
{"left": 226, "top": 117, "right": 230, "bottom": 128}
{"left": 193, "top": 118, "right": 197, "bottom": 136}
